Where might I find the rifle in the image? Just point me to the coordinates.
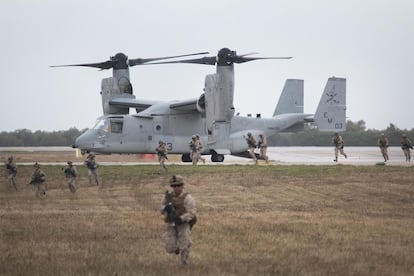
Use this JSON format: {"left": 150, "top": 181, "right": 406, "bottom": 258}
{"left": 164, "top": 191, "right": 180, "bottom": 237}
{"left": 6, "top": 163, "right": 17, "bottom": 173}
{"left": 63, "top": 167, "right": 76, "bottom": 177}
{"left": 164, "top": 191, "right": 197, "bottom": 230}
{"left": 158, "top": 151, "right": 168, "bottom": 160}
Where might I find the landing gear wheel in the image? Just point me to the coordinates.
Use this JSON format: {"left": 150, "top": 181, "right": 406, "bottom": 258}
{"left": 211, "top": 154, "right": 224, "bottom": 162}
{"left": 181, "top": 153, "right": 192, "bottom": 162}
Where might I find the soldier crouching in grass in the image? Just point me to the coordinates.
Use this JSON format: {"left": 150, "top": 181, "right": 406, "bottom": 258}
{"left": 161, "top": 175, "right": 197, "bottom": 266}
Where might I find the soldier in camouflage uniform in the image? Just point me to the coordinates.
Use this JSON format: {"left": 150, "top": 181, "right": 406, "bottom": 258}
{"left": 63, "top": 161, "right": 78, "bottom": 193}
{"left": 258, "top": 134, "right": 269, "bottom": 164}
{"left": 5, "top": 156, "right": 18, "bottom": 191}
{"left": 401, "top": 134, "right": 413, "bottom": 162}
{"left": 332, "top": 132, "right": 347, "bottom": 162}
{"left": 85, "top": 153, "right": 99, "bottom": 186}
{"left": 246, "top": 132, "right": 258, "bottom": 165}
{"left": 189, "top": 135, "right": 200, "bottom": 165}
{"left": 30, "top": 162, "right": 46, "bottom": 198}
{"left": 378, "top": 133, "right": 389, "bottom": 162}
{"left": 161, "top": 175, "right": 197, "bottom": 266}
{"left": 196, "top": 135, "right": 206, "bottom": 164}
{"left": 155, "top": 140, "right": 168, "bottom": 172}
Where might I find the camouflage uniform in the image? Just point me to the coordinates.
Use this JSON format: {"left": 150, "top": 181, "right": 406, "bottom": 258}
{"left": 155, "top": 140, "right": 168, "bottom": 172}
{"left": 64, "top": 161, "right": 78, "bottom": 193}
{"left": 189, "top": 135, "right": 200, "bottom": 165}
{"left": 332, "top": 133, "right": 347, "bottom": 162}
{"left": 258, "top": 134, "right": 269, "bottom": 163}
{"left": 161, "top": 175, "right": 197, "bottom": 266}
{"left": 196, "top": 135, "right": 206, "bottom": 164}
{"left": 31, "top": 162, "right": 46, "bottom": 198}
{"left": 246, "top": 132, "right": 258, "bottom": 164}
{"left": 378, "top": 133, "right": 389, "bottom": 162}
{"left": 85, "top": 154, "right": 99, "bottom": 186}
{"left": 5, "top": 156, "right": 18, "bottom": 191}
{"left": 401, "top": 134, "right": 413, "bottom": 162}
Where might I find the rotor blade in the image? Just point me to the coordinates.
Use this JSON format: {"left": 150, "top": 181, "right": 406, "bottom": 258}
{"left": 239, "top": 52, "right": 259, "bottom": 57}
{"left": 145, "top": 56, "right": 217, "bottom": 66}
{"left": 49, "top": 60, "right": 116, "bottom": 69}
{"left": 128, "top": 52, "right": 209, "bottom": 66}
{"left": 230, "top": 56, "right": 293, "bottom": 64}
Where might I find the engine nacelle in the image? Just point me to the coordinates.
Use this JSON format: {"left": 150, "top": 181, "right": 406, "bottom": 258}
{"left": 101, "top": 77, "right": 135, "bottom": 115}
{"left": 196, "top": 93, "right": 206, "bottom": 115}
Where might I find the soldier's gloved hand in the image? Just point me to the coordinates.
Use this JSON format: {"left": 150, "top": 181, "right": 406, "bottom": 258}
{"left": 164, "top": 204, "right": 173, "bottom": 213}
{"left": 174, "top": 216, "right": 183, "bottom": 225}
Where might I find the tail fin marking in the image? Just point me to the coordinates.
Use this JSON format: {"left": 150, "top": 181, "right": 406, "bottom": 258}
{"left": 314, "top": 77, "right": 346, "bottom": 131}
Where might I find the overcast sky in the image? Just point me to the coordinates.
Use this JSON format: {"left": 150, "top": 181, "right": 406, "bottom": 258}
{"left": 1, "top": 0, "right": 413, "bottom": 132}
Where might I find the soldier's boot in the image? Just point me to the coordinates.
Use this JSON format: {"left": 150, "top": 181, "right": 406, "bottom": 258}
{"left": 334, "top": 158, "right": 338, "bottom": 162}
{"left": 180, "top": 249, "right": 189, "bottom": 266}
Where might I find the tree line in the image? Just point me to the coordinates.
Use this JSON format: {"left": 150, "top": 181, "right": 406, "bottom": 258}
{"left": 0, "top": 128, "right": 86, "bottom": 147}
{"left": 0, "top": 121, "right": 413, "bottom": 147}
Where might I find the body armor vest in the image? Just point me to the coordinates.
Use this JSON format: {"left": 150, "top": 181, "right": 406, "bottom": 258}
{"left": 171, "top": 192, "right": 188, "bottom": 216}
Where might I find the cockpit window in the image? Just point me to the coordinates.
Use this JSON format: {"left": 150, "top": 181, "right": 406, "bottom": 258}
{"left": 92, "top": 119, "right": 109, "bottom": 133}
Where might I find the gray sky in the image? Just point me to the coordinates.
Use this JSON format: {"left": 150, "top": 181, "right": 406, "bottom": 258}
{"left": 1, "top": 0, "right": 413, "bottom": 132}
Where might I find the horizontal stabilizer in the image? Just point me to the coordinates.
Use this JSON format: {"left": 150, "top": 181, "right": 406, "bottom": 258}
{"left": 314, "top": 77, "right": 346, "bottom": 131}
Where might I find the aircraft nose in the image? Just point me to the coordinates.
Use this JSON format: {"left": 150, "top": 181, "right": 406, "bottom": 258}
{"left": 73, "top": 130, "right": 97, "bottom": 149}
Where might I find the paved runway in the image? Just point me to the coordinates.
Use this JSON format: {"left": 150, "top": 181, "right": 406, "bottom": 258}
{"left": 251, "top": 146, "right": 412, "bottom": 166}
{"left": 3, "top": 146, "right": 412, "bottom": 166}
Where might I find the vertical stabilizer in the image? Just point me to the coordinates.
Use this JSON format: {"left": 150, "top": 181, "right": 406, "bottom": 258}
{"left": 314, "top": 77, "right": 346, "bottom": 131}
{"left": 273, "top": 79, "right": 304, "bottom": 116}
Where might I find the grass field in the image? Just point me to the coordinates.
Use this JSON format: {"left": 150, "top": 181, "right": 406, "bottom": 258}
{"left": 1, "top": 164, "right": 414, "bottom": 275}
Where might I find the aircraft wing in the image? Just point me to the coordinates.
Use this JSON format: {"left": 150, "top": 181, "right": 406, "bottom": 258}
{"left": 169, "top": 98, "right": 198, "bottom": 111}
{"left": 109, "top": 98, "right": 161, "bottom": 112}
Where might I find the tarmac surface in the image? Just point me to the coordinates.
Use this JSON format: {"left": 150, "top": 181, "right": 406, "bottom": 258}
{"left": 1, "top": 146, "right": 412, "bottom": 166}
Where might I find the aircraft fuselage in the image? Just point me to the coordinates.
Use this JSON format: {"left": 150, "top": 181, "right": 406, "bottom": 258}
{"left": 73, "top": 110, "right": 310, "bottom": 156}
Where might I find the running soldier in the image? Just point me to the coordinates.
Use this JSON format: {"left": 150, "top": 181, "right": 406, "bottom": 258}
{"left": 246, "top": 132, "right": 258, "bottom": 164}
{"left": 332, "top": 132, "right": 347, "bottom": 162}
{"left": 63, "top": 161, "right": 78, "bottom": 193}
{"left": 85, "top": 153, "right": 99, "bottom": 186}
{"left": 378, "top": 133, "right": 389, "bottom": 162}
{"left": 196, "top": 135, "right": 206, "bottom": 164}
{"left": 189, "top": 135, "right": 200, "bottom": 165}
{"left": 155, "top": 140, "right": 168, "bottom": 172}
{"left": 401, "top": 134, "right": 413, "bottom": 162}
{"left": 258, "top": 134, "right": 269, "bottom": 163}
{"left": 30, "top": 162, "right": 46, "bottom": 198}
{"left": 161, "top": 175, "right": 197, "bottom": 266}
{"left": 5, "top": 156, "right": 18, "bottom": 191}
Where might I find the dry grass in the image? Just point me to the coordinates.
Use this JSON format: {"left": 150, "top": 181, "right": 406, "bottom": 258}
{"left": 1, "top": 164, "right": 414, "bottom": 276}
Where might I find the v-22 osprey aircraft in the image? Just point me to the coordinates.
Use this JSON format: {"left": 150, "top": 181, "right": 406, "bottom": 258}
{"left": 52, "top": 48, "right": 346, "bottom": 162}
